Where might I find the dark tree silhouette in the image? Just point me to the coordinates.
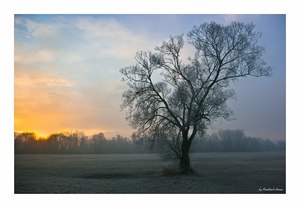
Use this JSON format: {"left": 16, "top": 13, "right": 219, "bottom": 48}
{"left": 120, "top": 21, "right": 272, "bottom": 173}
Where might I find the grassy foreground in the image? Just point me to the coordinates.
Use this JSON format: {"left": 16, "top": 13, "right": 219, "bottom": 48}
{"left": 15, "top": 151, "right": 285, "bottom": 193}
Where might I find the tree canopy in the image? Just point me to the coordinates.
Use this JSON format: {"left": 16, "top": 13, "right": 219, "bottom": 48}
{"left": 120, "top": 21, "right": 272, "bottom": 172}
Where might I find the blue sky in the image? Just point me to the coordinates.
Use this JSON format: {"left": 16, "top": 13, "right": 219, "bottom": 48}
{"left": 14, "top": 14, "right": 285, "bottom": 140}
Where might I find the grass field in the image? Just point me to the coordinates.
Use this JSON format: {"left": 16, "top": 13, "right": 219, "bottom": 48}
{"left": 15, "top": 151, "right": 285, "bottom": 193}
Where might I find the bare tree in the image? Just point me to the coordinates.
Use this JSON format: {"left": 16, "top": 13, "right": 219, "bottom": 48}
{"left": 120, "top": 21, "right": 271, "bottom": 173}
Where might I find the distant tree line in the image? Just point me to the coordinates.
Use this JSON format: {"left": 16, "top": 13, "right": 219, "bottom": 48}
{"left": 135, "top": 129, "right": 285, "bottom": 157}
{"left": 14, "top": 129, "right": 285, "bottom": 154}
{"left": 14, "top": 132, "right": 144, "bottom": 154}
{"left": 190, "top": 129, "right": 285, "bottom": 152}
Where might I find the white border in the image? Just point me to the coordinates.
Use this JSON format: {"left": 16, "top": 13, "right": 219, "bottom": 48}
{"left": 1, "top": 0, "right": 299, "bottom": 208}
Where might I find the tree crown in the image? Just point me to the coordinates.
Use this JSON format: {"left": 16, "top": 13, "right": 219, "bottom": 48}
{"left": 120, "top": 21, "right": 271, "bottom": 141}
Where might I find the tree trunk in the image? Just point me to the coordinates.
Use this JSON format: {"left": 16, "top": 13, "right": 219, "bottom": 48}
{"left": 180, "top": 138, "right": 193, "bottom": 174}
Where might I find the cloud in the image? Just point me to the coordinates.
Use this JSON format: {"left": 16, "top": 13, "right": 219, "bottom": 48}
{"left": 15, "top": 46, "right": 54, "bottom": 65}
{"left": 15, "top": 16, "right": 58, "bottom": 38}
{"left": 75, "top": 17, "right": 159, "bottom": 60}
{"left": 15, "top": 71, "right": 72, "bottom": 88}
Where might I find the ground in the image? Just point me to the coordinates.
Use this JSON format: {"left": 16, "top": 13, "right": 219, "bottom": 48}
{"left": 15, "top": 151, "right": 285, "bottom": 193}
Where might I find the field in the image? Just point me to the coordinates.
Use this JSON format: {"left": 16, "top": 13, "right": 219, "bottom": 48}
{"left": 15, "top": 151, "right": 285, "bottom": 193}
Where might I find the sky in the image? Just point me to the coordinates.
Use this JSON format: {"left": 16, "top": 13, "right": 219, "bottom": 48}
{"left": 14, "top": 14, "right": 286, "bottom": 141}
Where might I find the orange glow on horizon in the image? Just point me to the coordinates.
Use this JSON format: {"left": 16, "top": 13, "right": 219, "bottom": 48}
{"left": 14, "top": 71, "right": 131, "bottom": 139}
{"left": 14, "top": 128, "right": 114, "bottom": 139}
{"left": 35, "top": 132, "right": 49, "bottom": 139}
{"left": 15, "top": 130, "right": 49, "bottom": 139}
